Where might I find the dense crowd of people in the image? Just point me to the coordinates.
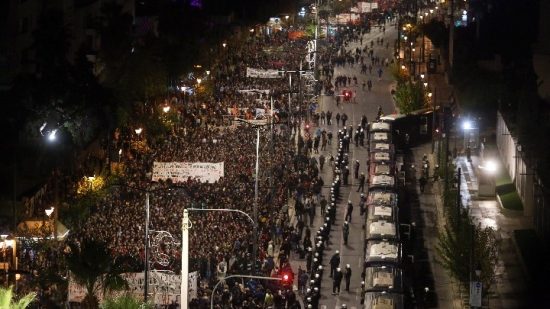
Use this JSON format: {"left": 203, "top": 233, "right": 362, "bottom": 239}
{"left": 13, "top": 7, "right": 397, "bottom": 307}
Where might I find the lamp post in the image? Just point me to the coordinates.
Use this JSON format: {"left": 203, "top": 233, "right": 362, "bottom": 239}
{"left": 462, "top": 119, "right": 473, "bottom": 160}
{"left": 233, "top": 119, "right": 267, "bottom": 275}
{"left": 144, "top": 193, "right": 150, "bottom": 303}
{"left": 180, "top": 208, "right": 256, "bottom": 309}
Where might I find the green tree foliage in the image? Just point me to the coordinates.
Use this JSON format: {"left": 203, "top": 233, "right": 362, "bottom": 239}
{"left": 11, "top": 8, "right": 114, "bottom": 148}
{"left": 436, "top": 220, "right": 498, "bottom": 290}
{"left": 0, "top": 286, "right": 36, "bottom": 309}
{"left": 331, "top": 0, "right": 353, "bottom": 15}
{"left": 66, "top": 240, "right": 128, "bottom": 308}
{"left": 436, "top": 164, "right": 498, "bottom": 292}
{"left": 101, "top": 294, "right": 153, "bottom": 309}
{"left": 389, "top": 64, "right": 410, "bottom": 85}
{"left": 394, "top": 80, "right": 427, "bottom": 114}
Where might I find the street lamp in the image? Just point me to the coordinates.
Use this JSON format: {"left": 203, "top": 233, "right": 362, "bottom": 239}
{"left": 163, "top": 105, "right": 171, "bottom": 113}
{"left": 222, "top": 42, "right": 227, "bottom": 48}
{"left": 462, "top": 120, "right": 472, "bottom": 131}
{"left": 482, "top": 159, "right": 498, "bottom": 175}
{"left": 48, "top": 129, "right": 58, "bottom": 142}
{"left": 45, "top": 207, "right": 54, "bottom": 218}
{"left": 197, "top": 78, "right": 202, "bottom": 85}
{"left": 235, "top": 119, "right": 267, "bottom": 275}
{"left": 135, "top": 127, "right": 143, "bottom": 135}
{"left": 423, "top": 82, "right": 428, "bottom": 87}
{"left": 420, "top": 74, "right": 425, "bottom": 79}
{"left": 462, "top": 120, "right": 474, "bottom": 160}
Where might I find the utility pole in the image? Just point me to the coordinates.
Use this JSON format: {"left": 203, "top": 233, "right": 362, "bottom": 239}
{"left": 252, "top": 127, "right": 260, "bottom": 274}
{"left": 181, "top": 209, "right": 190, "bottom": 309}
{"left": 449, "top": 0, "right": 455, "bottom": 69}
{"left": 431, "top": 87, "right": 437, "bottom": 153}
{"left": 144, "top": 193, "right": 150, "bottom": 302}
{"left": 456, "top": 167, "right": 462, "bottom": 229}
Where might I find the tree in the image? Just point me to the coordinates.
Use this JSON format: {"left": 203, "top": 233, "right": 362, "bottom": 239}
{"left": 436, "top": 220, "right": 498, "bottom": 291}
{"left": 394, "top": 80, "right": 426, "bottom": 114}
{"left": 66, "top": 240, "right": 128, "bottom": 308}
{"left": 101, "top": 294, "right": 153, "bottom": 309}
{"left": 0, "top": 286, "right": 36, "bottom": 309}
{"left": 331, "top": 0, "right": 353, "bottom": 15}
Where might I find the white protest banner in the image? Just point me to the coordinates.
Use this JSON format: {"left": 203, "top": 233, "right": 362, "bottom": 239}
{"left": 152, "top": 162, "right": 224, "bottom": 183}
{"left": 237, "top": 89, "right": 271, "bottom": 95}
{"left": 358, "top": 2, "right": 371, "bottom": 13}
{"left": 188, "top": 271, "right": 198, "bottom": 300}
{"left": 246, "top": 67, "right": 282, "bottom": 78}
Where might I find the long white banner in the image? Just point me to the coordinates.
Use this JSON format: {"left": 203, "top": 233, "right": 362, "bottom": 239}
{"left": 246, "top": 67, "right": 282, "bottom": 78}
{"left": 237, "top": 89, "right": 271, "bottom": 95}
{"left": 68, "top": 271, "right": 198, "bottom": 305}
{"left": 152, "top": 162, "right": 224, "bottom": 183}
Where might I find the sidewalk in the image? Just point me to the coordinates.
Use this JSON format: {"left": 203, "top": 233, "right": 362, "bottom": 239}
{"left": 454, "top": 154, "right": 530, "bottom": 308}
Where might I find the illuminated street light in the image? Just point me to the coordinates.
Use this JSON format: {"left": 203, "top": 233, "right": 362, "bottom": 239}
{"left": 463, "top": 120, "right": 473, "bottom": 131}
{"left": 482, "top": 160, "right": 499, "bottom": 174}
{"left": 423, "top": 82, "right": 428, "bottom": 87}
{"left": 206, "top": 70, "right": 210, "bottom": 76}
{"left": 163, "top": 105, "right": 171, "bottom": 113}
{"left": 249, "top": 28, "right": 255, "bottom": 33}
{"left": 425, "top": 12, "right": 428, "bottom": 16}
{"left": 430, "top": 9, "right": 434, "bottom": 14}
{"left": 45, "top": 207, "right": 54, "bottom": 217}
{"left": 285, "top": 15, "right": 289, "bottom": 20}
{"left": 48, "top": 129, "right": 58, "bottom": 142}
{"left": 197, "top": 78, "right": 202, "bottom": 85}
{"left": 428, "top": 92, "right": 433, "bottom": 98}
{"left": 135, "top": 127, "right": 143, "bottom": 135}
{"left": 420, "top": 74, "right": 425, "bottom": 79}
{"left": 222, "top": 42, "right": 227, "bottom": 48}
{"left": 401, "top": 65, "right": 406, "bottom": 70}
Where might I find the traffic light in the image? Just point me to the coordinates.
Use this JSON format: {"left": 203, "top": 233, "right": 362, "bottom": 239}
{"left": 343, "top": 90, "right": 352, "bottom": 101}
{"left": 281, "top": 271, "right": 294, "bottom": 287}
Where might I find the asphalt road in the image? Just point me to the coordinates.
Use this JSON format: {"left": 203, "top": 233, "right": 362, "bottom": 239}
{"left": 289, "top": 22, "right": 398, "bottom": 309}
